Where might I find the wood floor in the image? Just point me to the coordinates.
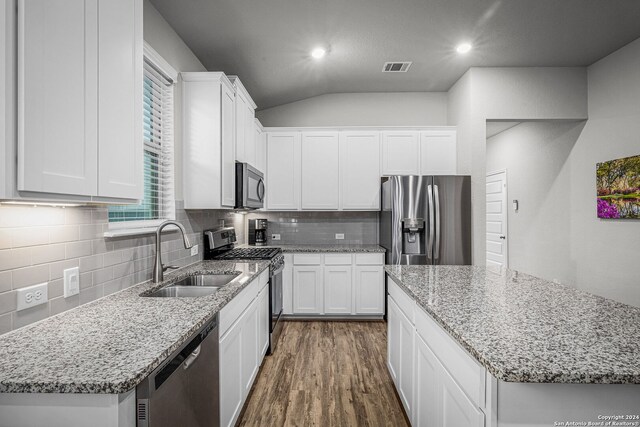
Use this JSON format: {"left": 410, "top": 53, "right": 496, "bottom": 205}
{"left": 238, "top": 321, "right": 410, "bottom": 427}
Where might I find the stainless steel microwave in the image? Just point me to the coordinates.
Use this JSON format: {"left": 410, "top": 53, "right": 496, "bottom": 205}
{"left": 235, "top": 162, "right": 265, "bottom": 209}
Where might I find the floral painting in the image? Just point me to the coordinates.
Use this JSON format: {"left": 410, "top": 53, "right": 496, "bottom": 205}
{"left": 596, "top": 154, "right": 640, "bottom": 219}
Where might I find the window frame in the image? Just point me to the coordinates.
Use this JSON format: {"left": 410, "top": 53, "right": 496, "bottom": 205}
{"left": 106, "top": 43, "right": 179, "bottom": 235}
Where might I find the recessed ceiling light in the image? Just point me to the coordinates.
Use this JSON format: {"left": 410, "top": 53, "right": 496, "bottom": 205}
{"left": 456, "top": 43, "right": 472, "bottom": 54}
{"left": 311, "top": 47, "right": 326, "bottom": 59}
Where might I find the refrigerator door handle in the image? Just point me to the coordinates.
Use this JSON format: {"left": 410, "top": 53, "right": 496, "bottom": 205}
{"left": 427, "top": 184, "right": 434, "bottom": 261}
{"left": 434, "top": 184, "right": 440, "bottom": 261}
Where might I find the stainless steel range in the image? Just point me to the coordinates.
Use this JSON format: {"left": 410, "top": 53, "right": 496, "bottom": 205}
{"left": 203, "top": 227, "right": 284, "bottom": 354}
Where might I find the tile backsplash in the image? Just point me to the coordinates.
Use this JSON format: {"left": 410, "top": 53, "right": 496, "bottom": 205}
{"left": 244, "top": 211, "right": 379, "bottom": 245}
{"left": 0, "top": 201, "right": 243, "bottom": 334}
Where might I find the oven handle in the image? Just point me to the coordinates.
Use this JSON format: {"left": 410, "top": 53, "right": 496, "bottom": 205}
{"left": 270, "top": 264, "right": 284, "bottom": 277}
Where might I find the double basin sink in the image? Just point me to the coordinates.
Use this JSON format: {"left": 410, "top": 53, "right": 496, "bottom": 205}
{"left": 144, "top": 273, "right": 238, "bottom": 298}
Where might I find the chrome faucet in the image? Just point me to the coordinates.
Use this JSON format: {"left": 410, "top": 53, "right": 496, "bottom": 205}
{"left": 152, "top": 220, "right": 193, "bottom": 283}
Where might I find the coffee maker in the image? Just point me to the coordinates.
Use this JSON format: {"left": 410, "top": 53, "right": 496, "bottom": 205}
{"left": 248, "top": 219, "right": 268, "bottom": 246}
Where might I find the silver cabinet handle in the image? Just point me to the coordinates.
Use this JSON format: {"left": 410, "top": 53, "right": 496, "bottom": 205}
{"left": 434, "top": 184, "right": 440, "bottom": 261}
{"left": 182, "top": 344, "right": 201, "bottom": 370}
{"left": 427, "top": 185, "right": 434, "bottom": 260}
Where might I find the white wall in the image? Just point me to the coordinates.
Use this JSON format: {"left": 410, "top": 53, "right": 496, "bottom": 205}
{"left": 486, "top": 121, "right": 585, "bottom": 287}
{"left": 448, "top": 68, "right": 588, "bottom": 266}
{"left": 257, "top": 92, "right": 448, "bottom": 127}
{"left": 143, "top": 0, "right": 206, "bottom": 200}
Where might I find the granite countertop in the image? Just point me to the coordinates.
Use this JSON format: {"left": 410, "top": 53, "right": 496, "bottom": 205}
{"left": 385, "top": 265, "right": 640, "bottom": 384}
{"left": 244, "top": 244, "right": 386, "bottom": 253}
{"left": 0, "top": 260, "right": 270, "bottom": 394}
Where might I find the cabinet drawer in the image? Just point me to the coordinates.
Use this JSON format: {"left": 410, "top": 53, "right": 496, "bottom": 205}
{"left": 415, "top": 304, "right": 486, "bottom": 409}
{"left": 387, "top": 277, "right": 415, "bottom": 324}
{"left": 220, "top": 269, "right": 268, "bottom": 337}
{"left": 324, "top": 254, "right": 352, "bottom": 265}
{"left": 355, "top": 253, "right": 384, "bottom": 265}
{"left": 293, "top": 254, "right": 322, "bottom": 265}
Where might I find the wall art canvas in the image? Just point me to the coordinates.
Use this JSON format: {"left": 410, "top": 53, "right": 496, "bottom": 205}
{"left": 596, "top": 154, "right": 640, "bottom": 219}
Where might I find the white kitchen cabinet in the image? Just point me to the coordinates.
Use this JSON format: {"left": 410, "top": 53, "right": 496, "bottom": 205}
{"left": 0, "top": 0, "right": 15, "bottom": 199}
{"left": 340, "top": 131, "right": 381, "bottom": 210}
{"left": 255, "top": 119, "right": 266, "bottom": 173}
{"left": 292, "top": 265, "right": 323, "bottom": 314}
{"left": 17, "top": 0, "right": 142, "bottom": 201}
{"left": 257, "top": 283, "right": 269, "bottom": 357}
{"left": 420, "top": 130, "right": 457, "bottom": 175}
{"left": 301, "top": 132, "right": 340, "bottom": 210}
{"left": 323, "top": 266, "right": 352, "bottom": 314}
{"left": 440, "top": 366, "right": 485, "bottom": 427}
{"left": 398, "top": 299, "right": 415, "bottom": 419}
{"left": 414, "top": 334, "right": 439, "bottom": 426}
{"left": 219, "top": 316, "right": 243, "bottom": 427}
{"left": 182, "top": 73, "right": 236, "bottom": 209}
{"left": 354, "top": 265, "right": 384, "bottom": 314}
{"left": 266, "top": 132, "right": 301, "bottom": 210}
{"left": 229, "top": 76, "right": 257, "bottom": 167}
{"left": 241, "top": 298, "right": 259, "bottom": 397}
{"left": 282, "top": 254, "right": 294, "bottom": 315}
{"left": 387, "top": 296, "right": 401, "bottom": 385}
{"left": 382, "top": 131, "right": 420, "bottom": 175}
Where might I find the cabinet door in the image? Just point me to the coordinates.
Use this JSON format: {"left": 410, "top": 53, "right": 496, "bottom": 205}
{"left": 241, "top": 298, "right": 259, "bottom": 398}
{"left": 282, "top": 254, "right": 293, "bottom": 314}
{"left": 18, "top": 0, "right": 98, "bottom": 196}
{"left": 354, "top": 265, "right": 384, "bottom": 314}
{"left": 382, "top": 131, "right": 419, "bottom": 175}
{"left": 387, "top": 296, "right": 401, "bottom": 384}
{"left": 244, "top": 103, "right": 256, "bottom": 167}
{"left": 323, "top": 266, "right": 352, "bottom": 314}
{"left": 97, "top": 0, "right": 142, "bottom": 199}
{"left": 420, "top": 130, "right": 457, "bottom": 175}
{"left": 266, "top": 132, "right": 300, "bottom": 210}
{"left": 221, "top": 83, "right": 236, "bottom": 207}
{"left": 414, "top": 334, "right": 439, "bottom": 427}
{"left": 398, "top": 300, "right": 415, "bottom": 420}
{"left": 219, "top": 320, "right": 243, "bottom": 427}
{"left": 234, "top": 93, "right": 246, "bottom": 162}
{"left": 292, "top": 266, "right": 323, "bottom": 314}
{"left": 301, "top": 132, "right": 339, "bottom": 210}
{"left": 258, "top": 286, "right": 269, "bottom": 357}
{"left": 340, "top": 131, "right": 381, "bottom": 210}
{"left": 440, "top": 367, "right": 484, "bottom": 427}
{"left": 255, "top": 125, "right": 266, "bottom": 173}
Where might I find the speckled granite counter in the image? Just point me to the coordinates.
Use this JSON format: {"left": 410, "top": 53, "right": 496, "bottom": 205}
{"left": 385, "top": 265, "right": 640, "bottom": 384}
{"left": 242, "top": 244, "right": 385, "bottom": 253}
{"left": 0, "top": 260, "right": 269, "bottom": 394}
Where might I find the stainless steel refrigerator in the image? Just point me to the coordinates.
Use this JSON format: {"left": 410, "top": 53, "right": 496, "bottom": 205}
{"left": 380, "top": 175, "right": 471, "bottom": 265}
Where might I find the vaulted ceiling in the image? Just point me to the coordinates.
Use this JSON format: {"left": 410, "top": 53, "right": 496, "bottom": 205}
{"left": 149, "top": 0, "right": 640, "bottom": 109}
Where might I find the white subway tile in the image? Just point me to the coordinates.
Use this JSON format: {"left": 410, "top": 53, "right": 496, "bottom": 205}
{"left": 0, "top": 313, "right": 12, "bottom": 334}
{"left": 11, "top": 265, "right": 49, "bottom": 289}
{"left": 79, "top": 272, "right": 93, "bottom": 290}
{"left": 65, "top": 240, "right": 92, "bottom": 259}
{"left": 79, "top": 255, "right": 103, "bottom": 272}
{"left": 79, "top": 285, "right": 103, "bottom": 305}
{"left": 0, "top": 271, "right": 11, "bottom": 293}
{"left": 64, "top": 208, "right": 93, "bottom": 225}
{"left": 49, "top": 225, "right": 80, "bottom": 244}
{"left": 93, "top": 267, "right": 113, "bottom": 285}
{"left": 0, "top": 291, "right": 17, "bottom": 315}
{"left": 49, "top": 295, "right": 79, "bottom": 316}
{"left": 12, "top": 302, "right": 49, "bottom": 329}
{"left": 31, "top": 243, "right": 66, "bottom": 265}
{"left": 49, "top": 259, "right": 79, "bottom": 280}
{"left": 48, "top": 279, "right": 64, "bottom": 299}
{"left": 0, "top": 229, "right": 12, "bottom": 250}
{"left": 10, "top": 227, "right": 49, "bottom": 248}
{"left": 103, "top": 251, "right": 122, "bottom": 267}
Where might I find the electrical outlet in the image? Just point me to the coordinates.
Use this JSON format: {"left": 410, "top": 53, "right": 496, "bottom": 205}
{"left": 190, "top": 245, "right": 199, "bottom": 256}
{"left": 64, "top": 267, "right": 80, "bottom": 298}
{"left": 272, "top": 234, "right": 281, "bottom": 241}
{"left": 16, "top": 282, "right": 48, "bottom": 311}
{"left": 335, "top": 233, "right": 345, "bottom": 240}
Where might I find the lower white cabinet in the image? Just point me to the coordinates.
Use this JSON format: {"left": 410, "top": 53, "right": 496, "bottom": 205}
{"left": 286, "top": 252, "right": 385, "bottom": 316}
{"left": 219, "top": 271, "right": 269, "bottom": 427}
{"left": 292, "top": 266, "right": 323, "bottom": 314}
{"left": 388, "top": 276, "right": 485, "bottom": 427}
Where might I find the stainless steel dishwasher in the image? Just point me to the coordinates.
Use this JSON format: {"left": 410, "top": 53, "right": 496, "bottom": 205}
{"left": 136, "top": 315, "right": 219, "bottom": 427}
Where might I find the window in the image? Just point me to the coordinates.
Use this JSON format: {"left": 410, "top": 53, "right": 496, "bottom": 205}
{"left": 108, "top": 44, "right": 178, "bottom": 231}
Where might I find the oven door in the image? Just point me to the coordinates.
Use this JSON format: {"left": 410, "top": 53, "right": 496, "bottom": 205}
{"left": 236, "top": 163, "right": 265, "bottom": 209}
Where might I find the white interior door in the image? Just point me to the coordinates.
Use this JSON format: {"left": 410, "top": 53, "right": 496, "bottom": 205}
{"left": 486, "top": 170, "right": 508, "bottom": 269}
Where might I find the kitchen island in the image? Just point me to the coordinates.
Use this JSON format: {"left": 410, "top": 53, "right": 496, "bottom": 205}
{"left": 0, "top": 260, "right": 270, "bottom": 426}
{"left": 385, "top": 265, "right": 640, "bottom": 427}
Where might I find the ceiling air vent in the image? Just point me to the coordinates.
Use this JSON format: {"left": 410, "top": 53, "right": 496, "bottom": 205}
{"left": 382, "top": 62, "right": 412, "bottom": 72}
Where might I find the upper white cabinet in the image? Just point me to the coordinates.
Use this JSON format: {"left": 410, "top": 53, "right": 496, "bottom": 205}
{"left": 17, "top": 0, "right": 142, "bottom": 201}
{"left": 229, "top": 76, "right": 257, "bottom": 167}
{"left": 0, "top": 0, "right": 15, "bottom": 199}
{"left": 340, "top": 131, "right": 381, "bottom": 210}
{"left": 254, "top": 119, "right": 266, "bottom": 173}
{"left": 382, "top": 131, "right": 420, "bottom": 175}
{"left": 301, "top": 132, "right": 340, "bottom": 210}
{"left": 266, "top": 132, "right": 300, "bottom": 210}
{"left": 182, "top": 72, "right": 236, "bottom": 209}
{"left": 420, "top": 130, "right": 457, "bottom": 175}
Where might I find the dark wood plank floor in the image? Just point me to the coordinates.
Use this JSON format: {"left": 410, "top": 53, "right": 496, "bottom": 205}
{"left": 238, "top": 321, "right": 410, "bottom": 427}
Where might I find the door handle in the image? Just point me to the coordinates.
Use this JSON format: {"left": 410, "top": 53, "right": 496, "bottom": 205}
{"left": 499, "top": 236, "right": 506, "bottom": 240}
{"left": 257, "top": 178, "right": 265, "bottom": 202}
{"left": 434, "top": 184, "right": 440, "bottom": 261}
{"left": 427, "top": 185, "right": 434, "bottom": 260}
{"left": 182, "top": 344, "right": 201, "bottom": 370}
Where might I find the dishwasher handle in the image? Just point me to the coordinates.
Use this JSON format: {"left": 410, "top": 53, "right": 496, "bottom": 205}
{"left": 182, "top": 345, "right": 201, "bottom": 370}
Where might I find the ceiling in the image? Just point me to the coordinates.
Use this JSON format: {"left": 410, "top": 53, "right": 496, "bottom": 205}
{"left": 149, "top": 0, "right": 640, "bottom": 109}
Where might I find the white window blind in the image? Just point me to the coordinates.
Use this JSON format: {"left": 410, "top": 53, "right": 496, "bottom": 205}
{"left": 108, "top": 57, "right": 176, "bottom": 226}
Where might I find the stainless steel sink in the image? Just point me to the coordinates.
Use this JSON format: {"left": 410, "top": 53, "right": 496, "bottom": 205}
{"left": 144, "top": 274, "right": 238, "bottom": 298}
